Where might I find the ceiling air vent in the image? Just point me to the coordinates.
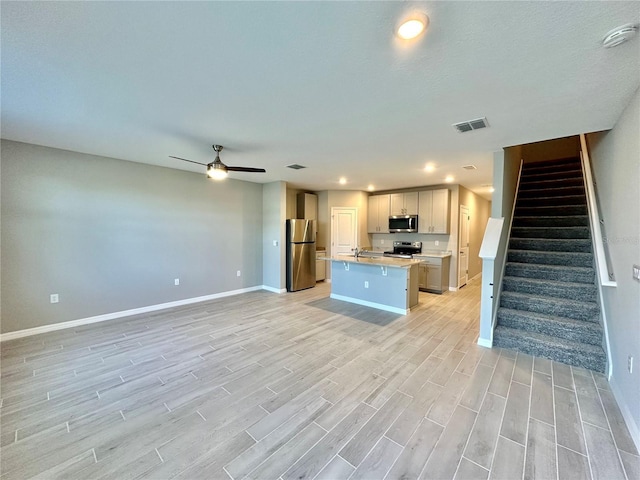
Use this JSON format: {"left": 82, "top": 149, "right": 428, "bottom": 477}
{"left": 462, "top": 165, "right": 477, "bottom": 170}
{"left": 453, "top": 117, "right": 489, "bottom": 133}
{"left": 287, "top": 164, "right": 307, "bottom": 170}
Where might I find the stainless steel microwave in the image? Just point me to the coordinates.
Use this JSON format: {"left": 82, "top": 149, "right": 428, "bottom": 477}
{"left": 389, "top": 215, "right": 418, "bottom": 233}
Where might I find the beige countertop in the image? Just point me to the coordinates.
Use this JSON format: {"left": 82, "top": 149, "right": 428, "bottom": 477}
{"left": 320, "top": 255, "right": 423, "bottom": 268}
{"left": 414, "top": 250, "right": 452, "bottom": 259}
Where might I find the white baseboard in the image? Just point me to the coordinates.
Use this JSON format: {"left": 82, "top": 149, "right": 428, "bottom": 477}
{"left": 449, "top": 286, "right": 458, "bottom": 292}
{"left": 477, "top": 337, "right": 493, "bottom": 348}
{"left": 0, "top": 286, "right": 265, "bottom": 342}
{"left": 262, "top": 285, "right": 286, "bottom": 294}
{"left": 470, "top": 272, "right": 482, "bottom": 282}
{"left": 330, "top": 293, "right": 408, "bottom": 315}
{"left": 609, "top": 378, "right": 640, "bottom": 453}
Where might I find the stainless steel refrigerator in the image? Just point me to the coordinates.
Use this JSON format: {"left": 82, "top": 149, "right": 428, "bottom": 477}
{"left": 286, "top": 219, "right": 316, "bottom": 292}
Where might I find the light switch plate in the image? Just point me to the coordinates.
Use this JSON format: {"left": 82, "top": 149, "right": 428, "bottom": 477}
{"left": 633, "top": 265, "right": 640, "bottom": 281}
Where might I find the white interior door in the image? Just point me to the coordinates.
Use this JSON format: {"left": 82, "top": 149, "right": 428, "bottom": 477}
{"left": 458, "top": 205, "right": 470, "bottom": 288}
{"left": 331, "top": 207, "right": 358, "bottom": 256}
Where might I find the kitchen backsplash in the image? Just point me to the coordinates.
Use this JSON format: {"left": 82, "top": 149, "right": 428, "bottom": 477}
{"left": 369, "top": 233, "right": 454, "bottom": 253}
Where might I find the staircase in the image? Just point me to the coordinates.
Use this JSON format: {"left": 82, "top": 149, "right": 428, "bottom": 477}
{"left": 493, "top": 157, "right": 607, "bottom": 373}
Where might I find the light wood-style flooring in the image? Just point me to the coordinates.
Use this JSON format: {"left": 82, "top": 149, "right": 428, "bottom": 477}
{"left": 1, "top": 279, "right": 638, "bottom": 479}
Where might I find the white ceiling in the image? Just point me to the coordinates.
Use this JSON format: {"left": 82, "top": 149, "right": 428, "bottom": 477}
{"left": 2, "top": 2, "right": 639, "bottom": 199}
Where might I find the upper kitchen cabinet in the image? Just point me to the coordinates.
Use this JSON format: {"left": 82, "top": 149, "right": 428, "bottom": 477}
{"left": 418, "top": 189, "right": 450, "bottom": 234}
{"left": 297, "top": 193, "right": 318, "bottom": 230}
{"left": 368, "top": 194, "right": 390, "bottom": 233}
{"left": 390, "top": 192, "right": 418, "bottom": 216}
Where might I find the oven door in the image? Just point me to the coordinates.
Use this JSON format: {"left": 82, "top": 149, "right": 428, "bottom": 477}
{"left": 389, "top": 215, "right": 418, "bottom": 233}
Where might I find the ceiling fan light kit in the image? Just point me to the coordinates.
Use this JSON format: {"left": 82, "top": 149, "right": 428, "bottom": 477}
{"left": 169, "top": 144, "right": 266, "bottom": 180}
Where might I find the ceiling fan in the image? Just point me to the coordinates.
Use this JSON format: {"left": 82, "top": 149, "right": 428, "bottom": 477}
{"left": 170, "top": 145, "right": 266, "bottom": 180}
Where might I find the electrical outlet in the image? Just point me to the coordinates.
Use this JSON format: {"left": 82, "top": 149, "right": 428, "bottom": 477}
{"left": 237, "top": 270, "right": 241, "bottom": 277}
{"left": 633, "top": 265, "right": 640, "bottom": 281}
{"left": 380, "top": 240, "right": 384, "bottom": 245}
{"left": 50, "top": 294, "right": 59, "bottom": 304}
{"left": 273, "top": 240, "right": 278, "bottom": 247}
{"left": 629, "top": 355, "right": 634, "bottom": 374}
{"left": 364, "top": 281, "right": 369, "bottom": 288}
{"left": 435, "top": 240, "right": 439, "bottom": 246}
{"left": 174, "top": 278, "right": 180, "bottom": 286}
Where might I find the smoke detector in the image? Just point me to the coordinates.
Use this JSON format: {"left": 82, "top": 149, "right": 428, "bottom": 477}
{"left": 602, "top": 24, "right": 638, "bottom": 48}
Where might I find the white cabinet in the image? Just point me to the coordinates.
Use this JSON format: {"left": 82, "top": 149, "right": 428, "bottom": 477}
{"left": 316, "top": 251, "right": 326, "bottom": 281}
{"left": 390, "top": 192, "right": 418, "bottom": 216}
{"left": 418, "top": 189, "right": 450, "bottom": 234}
{"left": 367, "top": 194, "right": 390, "bottom": 233}
{"left": 416, "top": 256, "right": 451, "bottom": 293}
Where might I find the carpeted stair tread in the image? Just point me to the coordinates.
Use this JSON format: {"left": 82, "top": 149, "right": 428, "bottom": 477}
{"left": 500, "top": 291, "right": 600, "bottom": 322}
{"left": 515, "top": 205, "right": 588, "bottom": 216}
{"left": 505, "top": 262, "right": 595, "bottom": 284}
{"left": 517, "top": 195, "right": 586, "bottom": 207}
{"left": 510, "top": 226, "right": 590, "bottom": 239}
{"left": 518, "top": 186, "right": 585, "bottom": 198}
{"left": 496, "top": 308, "right": 603, "bottom": 346}
{"left": 512, "top": 215, "right": 589, "bottom": 227}
{"left": 508, "top": 249, "right": 593, "bottom": 267}
{"left": 519, "top": 177, "right": 584, "bottom": 190}
{"left": 502, "top": 276, "right": 597, "bottom": 301}
{"left": 493, "top": 326, "right": 606, "bottom": 372}
{"left": 524, "top": 157, "right": 581, "bottom": 169}
{"left": 509, "top": 237, "right": 592, "bottom": 253}
{"left": 520, "top": 170, "right": 583, "bottom": 183}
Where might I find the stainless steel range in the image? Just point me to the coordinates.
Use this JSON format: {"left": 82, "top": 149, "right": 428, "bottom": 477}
{"left": 383, "top": 241, "right": 422, "bottom": 258}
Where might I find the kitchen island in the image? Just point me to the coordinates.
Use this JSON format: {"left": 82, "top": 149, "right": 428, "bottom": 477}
{"left": 322, "top": 255, "right": 423, "bottom": 314}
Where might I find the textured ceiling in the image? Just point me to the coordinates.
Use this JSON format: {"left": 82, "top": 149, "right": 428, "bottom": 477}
{"left": 2, "top": 1, "right": 639, "bottom": 198}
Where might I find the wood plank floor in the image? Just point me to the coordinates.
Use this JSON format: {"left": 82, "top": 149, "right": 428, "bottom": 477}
{"left": 1, "top": 279, "right": 637, "bottom": 479}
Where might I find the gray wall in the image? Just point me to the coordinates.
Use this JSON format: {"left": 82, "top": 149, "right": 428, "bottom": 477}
{"left": 1, "top": 140, "right": 263, "bottom": 333}
{"left": 587, "top": 87, "right": 640, "bottom": 443}
{"left": 262, "top": 181, "right": 286, "bottom": 291}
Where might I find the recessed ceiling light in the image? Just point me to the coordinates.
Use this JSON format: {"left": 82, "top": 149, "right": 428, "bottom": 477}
{"left": 367, "top": 185, "right": 375, "bottom": 191}
{"left": 424, "top": 164, "right": 435, "bottom": 172}
{"left": 445, "top": 175, "right": 454, "bottom": 183}
{"left": 339, "top": 177, "right": 347, "bottom": 185}
{"left": 397, "top": 13, "right": 429, "bottom": 40}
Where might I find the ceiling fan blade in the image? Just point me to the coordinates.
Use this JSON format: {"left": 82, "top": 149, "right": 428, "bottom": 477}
{"left": 169, "top": 156, "right": 208, "bottom": 166}
{"left": 226, "top": 166, "right": 266, "bottom": 173}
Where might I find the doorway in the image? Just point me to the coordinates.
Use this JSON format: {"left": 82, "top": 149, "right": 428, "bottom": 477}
{"left": 331, "top": 207, "right": 358, "bottom": 256}
{"left": 458, "top": 205, "right": 470, "bottom": 288}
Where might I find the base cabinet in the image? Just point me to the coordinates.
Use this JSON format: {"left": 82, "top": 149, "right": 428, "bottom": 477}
{"left": 316, "top": 252, "right": 326, "bottom": 281}
{"left": 417, "top": 256, "right": 451, "bottom": 294}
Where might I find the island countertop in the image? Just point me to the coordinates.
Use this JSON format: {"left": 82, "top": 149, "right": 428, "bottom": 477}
{"left": 319, "top": 255, "right": 424, "bottom": 268}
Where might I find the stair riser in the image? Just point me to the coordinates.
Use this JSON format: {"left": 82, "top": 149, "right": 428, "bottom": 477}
{"left": 502, "top": 278, "right": 597, "bottom": 302}
{"left": 516, "top": 195, "right": 586, "bottom": 207}
{"left": 508, "top": 250, "right": 593, "bottom": 268}
{"left": 496, "top": 311, "right": 602, "bottom": 346}
{"left": 519, "top": 178, "right": 584, "bottom": 190}
{"left": 493, "top": 334, "right": 606, "bottom": 373}
{"left": 512, "top": 216, "right": 589, "bottom": 227}
{"left": 518, "top": 186, "right": 585, "bottom": 199}
{"left": 515, "top": 205, "right": 588, "bottom": 216}
{"left": 505, "top": 264, "right": 595, "bottom": 284}
{"left": 520, "top": 170, "right": 583, "bottom": 183}
{"left": 509, "top": 238, "right": 592, "bottom": 253}
{"left": 500, "top": 294, "right": 600, "bottom": 322}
